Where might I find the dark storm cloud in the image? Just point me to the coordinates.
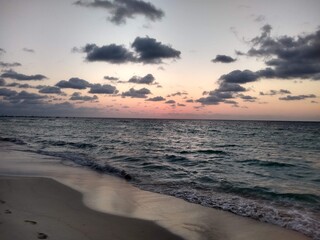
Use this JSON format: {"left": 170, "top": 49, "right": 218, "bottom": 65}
{"left": 56, "top": 78, "right": 91, "bottom": 89}
{"left": 70, "top": 92, "right": 98, "bottom": 101}
{"left": 0, "top": 62, "right": 22, "bottom": 68}
{"left": 246, "top": 25, "right": 320, "bottom": 80}
{"left": 74, "top": 0, "right": 164, "bottom": 25}
{"left": 211, "top": 55, "right": 236, "bottom": 63}
{"left": 104, "top": 76, "right": 119, "bottom": 81}
{"left": 128, "top": 73, "right": 155, "bottom": 84}
{"left": 146, "top": 96, "right": 165, "bottom": 101}
{"left": 131, "top": 37, "right": 181, "bottom": 64}
{"left": 1, "top": 70, "right": 47, "bottom": 81}
{"left": 0, "top": 88, "right": 17, "bottom": 97}
{"left": 121, "top": 87, "right": 151, "bottom": 98}
{"left": 89, "top": 84, "right": 118, "bottom": 94}
{"left": 260, "top": 89, "right": 291, "bottom": 96}
{"left": 80, "top": 43, "right": 135, "bottom": 63}
{"left": 22, "top": 48, "right": 35, "bottom": 53}
{"left": 279, "top": 94, "right": 316, "bottom": 101}
{"left": 0, "top": 78, "right": 5, "bottom": 86}
{"left": 38, "top": 86, "right": 64, "bottom": 95}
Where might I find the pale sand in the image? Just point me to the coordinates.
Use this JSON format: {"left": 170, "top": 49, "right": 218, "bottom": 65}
{"left": 0, "top": 176, "right": 183, "bottom": 240}
{"left": 0, "top": 142, "right": 312, "bottom": 240}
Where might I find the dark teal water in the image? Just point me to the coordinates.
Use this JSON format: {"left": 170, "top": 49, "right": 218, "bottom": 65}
{"left": 0, "top": 117, "right": 319, "bottom": 239}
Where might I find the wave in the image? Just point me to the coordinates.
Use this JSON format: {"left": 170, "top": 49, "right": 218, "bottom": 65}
{"left": 178, "top": 149, "right": 227, "bottom": 155}
{"left": 36, "top": 139, "right": 96, "bottom": 149}
{"left": 240, "top": 159, "right": 294, "bottom": 168}
{"left": 35, "top": 150, "right": 132, "bottom": 180}
{"left": 0, "top": 136, "right": 26, "bottom": 145}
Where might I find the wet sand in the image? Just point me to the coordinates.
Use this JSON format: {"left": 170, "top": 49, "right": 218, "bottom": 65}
{"left": 0, "top": 142, "right": 312, "bottom": 240}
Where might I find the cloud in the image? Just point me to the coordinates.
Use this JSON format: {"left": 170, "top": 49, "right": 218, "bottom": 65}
{"left": 260, "top": 89, "right": 291, "bottom": 96}
{"left": 122, "top": 87, "right": 151, "bottom": 98}
{"left": 185, "top": 99, "right": 193, "bottom": 103}
{"left": 212, "top": 55, "right": 236, "bottom": 63}
{"left": 4, "top": 90, "right": 48, "bottom": 104}
{"left": 80, "top": 43, "right": 135, "bottom": 63}
{"left": 245, "top": 25, "right": 320, "bottom": 80}
{"left": 131, "top": 36, "right": 181, "bottom": 64}
{"left": 56, "top": 77, "right": 91, "bottom": 89}
{"left": 76, "top": 36, "right": 181, "bottom": 65}
{"left": 0, "top": 78, "right": 5, "bottom": 86}
{"left": 22, "top": 48, "right": 35, "bottom": 53}
{"left": 104, "top": 75, "right": 119, "bottom": 81}
{"left": 0, "top": 88, "right": 17, "bottom": 97}
{"left": 238, "top": 94, "right": 257, "bottom": 102}
{"left": 177, "top": 103, "right": 186, "bottom": 107}
{"left": 146, "top": 96, "right": 165, "bottom": 101}
{"left": 165, "top": 100, "right": 175, "bottom": 104}
{"left": 74, "top": 0, "right": 164, "bottom": 25}
{"left": 70, "top": 92, "right": 98, "bottom": 101}
{"left": 0, "top": 48, "right": 5, "bottom": 54}
{"left": 0, "top": 62, "right": 22, "bottom": 68}
{"left": 217, "top": 82, "right": 246, "bottom": 92}
{"left": 279, "top": 94, "right": 316, "bottom": 101}
{"left": 219, "top": 69, "right": 259, "bottom": 84}
{"left": 89, "top": 84, "right": 118, "bottom": 94}
{"left": 1, "top": 70, "right": 47, "bottom": 81}
{"left": 128, "top": 73, "right": 155, "bottom": 84}
{"left": 167, "top": 91, "right": 188, "bottom": 97}
{"left": 38, "top": 86, "right": 64, "bottom": 95}
{"left": 196, "top": 90, "right": 235, "bottom": 105}
{"left": 0, "top": 100, "right": 99, "bottom": 117}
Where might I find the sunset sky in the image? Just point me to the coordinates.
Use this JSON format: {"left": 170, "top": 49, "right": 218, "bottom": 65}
{"left": 0, "top": 0, "right": 319, "bottom": 120}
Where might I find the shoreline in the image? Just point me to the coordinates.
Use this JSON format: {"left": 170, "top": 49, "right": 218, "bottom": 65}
{"left": 0, "top": 176, "right": 183, "bottom": 240}
{"left": 0, "top": 142, "right": 312, "bottom": 240}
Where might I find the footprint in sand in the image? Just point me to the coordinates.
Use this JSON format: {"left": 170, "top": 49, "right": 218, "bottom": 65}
{"left": 37, "top": 232, "right": 48, "bottom": 239}
{"left": 24, "top": 220, "right": 37, "bottom": 225}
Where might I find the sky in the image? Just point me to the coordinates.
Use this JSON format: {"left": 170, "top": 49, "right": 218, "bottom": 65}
{"left": 0, "top": 0, "right": 319, "bottom": 121}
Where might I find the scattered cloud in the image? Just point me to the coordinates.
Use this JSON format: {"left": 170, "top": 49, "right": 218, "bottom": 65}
{"left": 165, "top": 100, "right": 175, "bottom": 104}
{"left": 1, "top": 70, "right": 47, "bottom": 81}
{"left": 185, "top": 99, "right": 193, "bottom": 103}
{"left": 279, "top": 94, "right": 316, "bottom": 101}
{"left": 0, "top": 88, "right": 17, "bottom": 97}
{"left": 122, "top": 87, "right": 151, "bottom": 98}
{"left": 219, "top": 69, "right": 259, "bottom": 84}
{"left": 0, "top": 62, "right": 21, "bottom": 68}
{"left": 76, "top": 36, "right": 181, "bottom": 65}
{"left": 260, "top": 89, "right": 291, "bottom": 96}
{"left": 167, "top": 91, "right": 188, "bottom": 97}
{"left": 22, "top": 48, "right": 35, "bottom": 53}
{"left": 0, "top": 78, "right": 5, "bottom": 86}
{"left": 70, "top": 92, "right": 98, "bottom": 101}
{"left": 56, "top": 77, "right": 91, "bottom": 89}
{"left": 177, "top": 103, "right": 186, "bottom": 107}
{"left": 104, "top": 75, "right": 119, "bottom": 81}
{"left": 128, "top": 73, "right": 155, "bottom": 84}
{"left": 146, "top": 96, "right": 165, "bottom": 101}
{"left": 39, "top": 86, "right": 64, "bottom": 95}
{"left": 4, "top": 90, "right": 48, "bottom": 104}
{"left": 79, "top": 43, "right": 135, "bottom": 63}
{"left": 131, "top": 36, "right": 181, "bottom": 64}
{"left": 245, "top": 25, "right": 320, "bottom": 80}
{"left": 238, "top": 94, "right": 257, "bottom": 102}
{"left": 89, "top": 84, "right": 118, "bottom": 94}
{"left": 73, "top": 0, "right": 164, "bottom": 25}
{"left": 212, "top": 55, "right": 236, "bottom": 63}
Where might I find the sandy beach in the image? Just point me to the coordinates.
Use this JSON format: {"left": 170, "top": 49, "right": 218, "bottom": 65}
{"left": 0, "top": 142, "right": 312, "bottom": 240}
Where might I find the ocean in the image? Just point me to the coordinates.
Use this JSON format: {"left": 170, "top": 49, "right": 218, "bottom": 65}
{"left": 0, "top": 117, "right": 319, "bottom": 239}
